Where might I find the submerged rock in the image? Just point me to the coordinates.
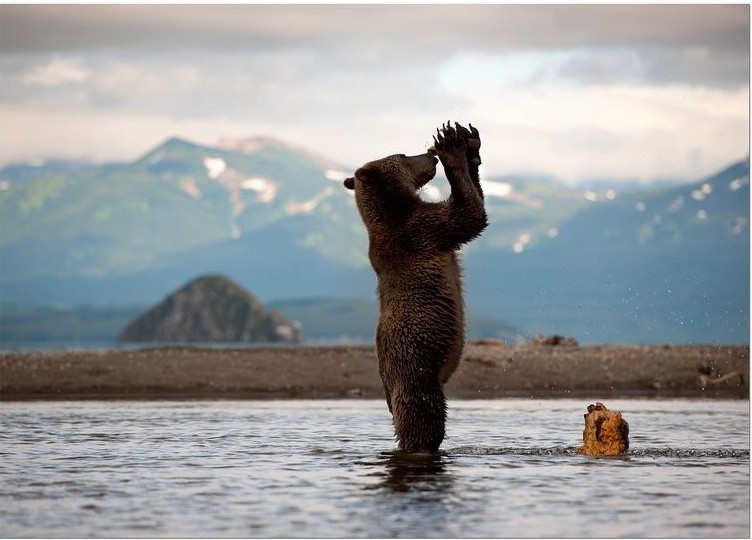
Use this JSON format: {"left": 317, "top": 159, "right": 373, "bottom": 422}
{"left": 119, "top": 275, "right": 301, "bottom": 344}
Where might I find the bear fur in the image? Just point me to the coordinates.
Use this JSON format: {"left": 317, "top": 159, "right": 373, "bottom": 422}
{"left": 577, "top": 402, "right": 630, "bottom": 456}
{"left": 344, "top": 123, "right": 487, "bottom": 452}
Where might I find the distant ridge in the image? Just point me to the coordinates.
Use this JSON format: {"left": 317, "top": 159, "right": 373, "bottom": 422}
{"left": 217, "top": 135, "right": 348, "bottom": 171}
{"left": 1, "top": 132, "right": 747, "bottom": 344}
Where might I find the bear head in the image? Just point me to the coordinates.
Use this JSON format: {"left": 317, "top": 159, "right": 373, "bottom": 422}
{"left": 343, "top": 152, "right": 438, "bottom": 196}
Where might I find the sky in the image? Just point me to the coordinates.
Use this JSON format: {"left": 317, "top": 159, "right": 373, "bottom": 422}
{"left": 1, "top": 4, "right": 749, "bottom": 183}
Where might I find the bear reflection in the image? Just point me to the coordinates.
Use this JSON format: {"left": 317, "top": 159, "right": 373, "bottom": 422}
{"left": 358, "top": 451, "right": 456, "bottom": 536}
{"left": 380, "top": 451, "right": 453, "bottom": 494}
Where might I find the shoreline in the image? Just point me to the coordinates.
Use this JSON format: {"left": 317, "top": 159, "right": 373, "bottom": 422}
{"left": 1, "top": 343, "right": 748, "bottom": 401}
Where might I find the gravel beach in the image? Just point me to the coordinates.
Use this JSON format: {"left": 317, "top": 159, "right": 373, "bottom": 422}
{"left": 1, "top": 342, "right": 747, "bottom": 400}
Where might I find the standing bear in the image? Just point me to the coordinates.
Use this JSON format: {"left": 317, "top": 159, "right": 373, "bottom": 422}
{"left": 344, "top": 122, "right": 488, "bottom": 452}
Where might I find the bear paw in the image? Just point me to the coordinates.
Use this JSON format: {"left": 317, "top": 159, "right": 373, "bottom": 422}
{"left": 456, "top": 123, "right": 482, "bottom": 167}
{"left": 434, "top": 122, "right": 468, "bottom": 168}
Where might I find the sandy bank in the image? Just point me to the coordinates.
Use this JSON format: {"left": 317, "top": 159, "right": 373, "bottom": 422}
{"left": 1, "top": 343, "right": 748, "bottom": 401}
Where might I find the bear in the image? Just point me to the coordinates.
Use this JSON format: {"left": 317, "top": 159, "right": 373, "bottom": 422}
{"left": 577, "top": 402, "right": 630, "bottom": 456}
{"left": 344, "top": 122, "right": 488, "bottom": 452}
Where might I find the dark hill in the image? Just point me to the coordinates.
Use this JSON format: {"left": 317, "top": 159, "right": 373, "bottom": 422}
{"left": 119, "top": 275, "right": 301, "bottom": 344}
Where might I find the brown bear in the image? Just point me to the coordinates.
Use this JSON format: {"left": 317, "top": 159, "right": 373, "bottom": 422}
{"left": 577, "top": 402, "right": 630, "bottom": 456}
{"left": 344, "top": 122, "right": 487, "bottom": 452}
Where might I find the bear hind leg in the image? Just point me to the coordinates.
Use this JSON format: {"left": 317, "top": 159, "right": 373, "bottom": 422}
{"left": 391, "top": 384, "right": 447, "bottom": 452}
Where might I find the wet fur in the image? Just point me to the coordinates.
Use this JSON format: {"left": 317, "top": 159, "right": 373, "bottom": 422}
{"left": 577, "top": 402, "right": 630, "bottom": 456}
{"left": 344, "top": 123, "right": 487, "bottom": 452}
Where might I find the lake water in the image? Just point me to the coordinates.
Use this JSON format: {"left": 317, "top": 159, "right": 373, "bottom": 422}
{"left": 1, "top": 399, "right": 748, "bottom": 538}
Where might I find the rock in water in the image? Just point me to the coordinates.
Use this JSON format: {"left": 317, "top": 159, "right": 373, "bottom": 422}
{"left": 119, "top": 275, "right": 301, "bottom": 344}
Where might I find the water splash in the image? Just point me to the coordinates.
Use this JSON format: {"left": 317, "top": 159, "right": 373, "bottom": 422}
{"left": 448, "top": 446, "right": 749, "bottom": 459}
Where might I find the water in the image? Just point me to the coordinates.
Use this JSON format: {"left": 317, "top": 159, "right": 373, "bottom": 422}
{"left": 1, "top": 399, "right": 748, "bottom": 538}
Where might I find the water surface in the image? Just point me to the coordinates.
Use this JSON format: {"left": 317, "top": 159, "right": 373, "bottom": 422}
{"left": 1, "top": 399, "right": 748, "bottom": 538}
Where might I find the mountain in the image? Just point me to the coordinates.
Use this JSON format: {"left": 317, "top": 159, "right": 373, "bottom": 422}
{"left": 0, "top": 136, "right": 587, "bottom": 305}
{"left": 465, "top": 159, "right": 750, "bottom": 344}
{"left": 0, "top": 159, "right": 93, "bottom": 187}
{"left": 0, "top": 136, "right": 366, "bottom": 304}
{"left": 571, "top": 177, "right": 688, "bottom": 193}
{"left": 119, "top": 275, "right": 301, "bottom": 344}
{"left": 0, "top": 135, "right": 748, "bottom": 344}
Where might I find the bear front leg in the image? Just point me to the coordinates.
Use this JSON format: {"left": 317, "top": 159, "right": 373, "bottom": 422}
{"left": 455, "top": 123, "right": 484, "bottom": 200}
{"left": 433, "top": 122, "right": 488, "bottom": 246}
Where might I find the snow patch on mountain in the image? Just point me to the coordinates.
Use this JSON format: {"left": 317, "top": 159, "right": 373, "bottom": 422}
{"left": 242, "top": 177, "right": 278, "bottom": 203}
{"left": 482, "top": 179, "right": 544, "bottom": 208}
{"left": 203, "top": 157, "right": 226, "bottom": 180}
{"left": 285, "top": 187, "right": 335, "bottom": 215}
{"left": 181, "top": 178, "right": 202, "bottom": 199}
{"left": 325, "top": 170, "right": 350, "bottom": 182}
{"left": 668, "top": 196, "right": 685, "bottom": 213}
{"left": 482, "top": 180, "right": 513, "bottom": 198}
{"left": 731, "top": 216, "right": 748, "bottom": 235}
{"left": 513, "top": 232, "right": 532, "bottom": 254}
{"left": 729, "top": 176, "right": 749, "bottom": 191}
{"left": 203, "top": 159, "right": 245, "bottom": 215}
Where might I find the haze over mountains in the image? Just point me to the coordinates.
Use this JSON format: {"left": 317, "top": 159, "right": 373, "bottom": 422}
{"left": 0, "top": 136, "right": 748, "bottom": 345}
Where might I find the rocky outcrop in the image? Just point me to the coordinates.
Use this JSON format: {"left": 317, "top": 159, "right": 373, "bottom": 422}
{"left": 119, "top": 275, "right": 301, "bottom": 344}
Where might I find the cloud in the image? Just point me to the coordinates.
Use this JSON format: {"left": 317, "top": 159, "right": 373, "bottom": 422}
{"left": 3, "top": 81, "right": 747, "bottom": 183}
{"left": 438, "top": 50, "right": 649, "bottom": 91}
{"left": 463, "top": 84, "right": 749, "bottom": 182}
{"left": 5, "top": 49, "right": 453, "bottom": 123}
{"left": 0, "top": 104, "right": 255, "bottom": 165}
{"left": 89, "top": 62, "right": 202, "bottom": 107}
{"left": 22, "top": 58, "right": 90, "bottom": 86}
{"left": 0, "top": 4, "right": 748, "bottom": 183}
{"left": 4, "top": 4, "right": 748, "bottom": 92}
{"left": 2, "top": 5, "right": 748, "bottom": 54}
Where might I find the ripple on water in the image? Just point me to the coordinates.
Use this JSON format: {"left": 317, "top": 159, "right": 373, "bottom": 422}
{"left": 448, "top": 445, "right": 749, "bottom": 459}
{"left": 0, "top": 399, "right": 748, "bottom": 538}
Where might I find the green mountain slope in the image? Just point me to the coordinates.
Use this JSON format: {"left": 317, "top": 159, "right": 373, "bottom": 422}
{"left": 0, "top": 136, "right": 585, "bottom": 305}
{"left": 0, "top": 137, "right": 364, "bottom": 284}
{"left": 0, "top": 135, "right": 747, "bottom": 344}
{"left": 465, "top": 160, "right": 750, "bottom": 343}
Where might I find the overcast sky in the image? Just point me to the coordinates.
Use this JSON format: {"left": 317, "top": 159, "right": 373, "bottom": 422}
{"left": 1, "top": 4, "right": 749, "bottom": 183}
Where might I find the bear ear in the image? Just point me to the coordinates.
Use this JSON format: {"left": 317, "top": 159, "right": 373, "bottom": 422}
{"left": 343, "top": 177, "right": 355, "bottom": 190}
